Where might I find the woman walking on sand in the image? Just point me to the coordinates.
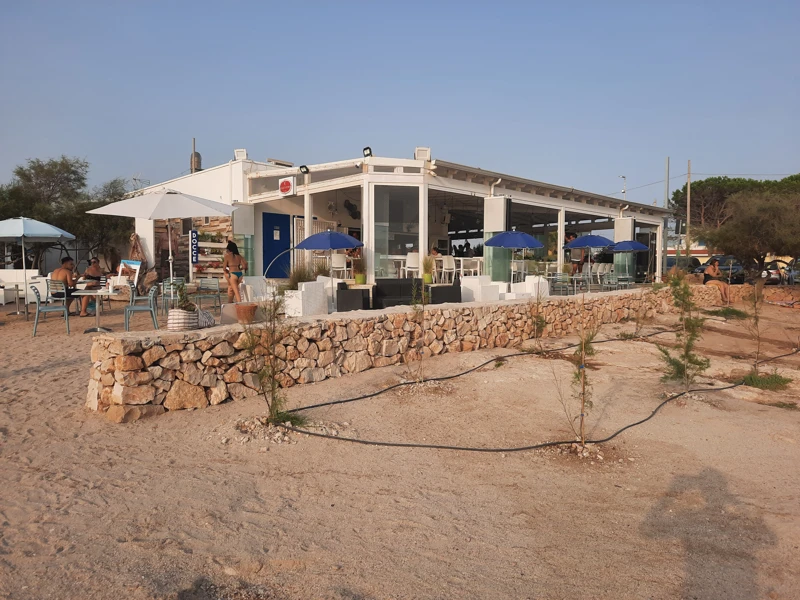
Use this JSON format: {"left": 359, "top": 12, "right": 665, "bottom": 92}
{"left": 703, "top": 258, "right": 729, "bottom": 304}
{"left": 222, "top": 240, "right": 248, "bottom": 303}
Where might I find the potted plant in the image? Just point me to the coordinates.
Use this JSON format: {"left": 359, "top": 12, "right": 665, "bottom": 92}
{"left": 235, "top": 301, "right": 258, "bottom": 324}
{"left": 352, "top": 258, "right": 366, "bottom": 285}
{"left": 422, "top": 255, "right": 435, "bottom": 284}
{"left": 167, "top": 283, "right": 199, "bottom": 331}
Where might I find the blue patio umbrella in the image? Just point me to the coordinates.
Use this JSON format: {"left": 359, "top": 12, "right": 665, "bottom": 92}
{"left": 485, "top": 229, "right": 544, "bottom": 249}
{"left": 264, "top": 230, "right": 363, "bottom": 278}
{"left": 564, "top": 234, "right": 615, "bottom": 249}
{"left": 610, "top": 240, "right": 649, "bottom": 252}
{"left": 294, "top": 231, "right": 363, "bottom": 251}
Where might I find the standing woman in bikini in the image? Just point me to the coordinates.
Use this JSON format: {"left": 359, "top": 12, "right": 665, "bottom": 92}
{"left": 223, "top": 240, "right": 248, "bottom": 303}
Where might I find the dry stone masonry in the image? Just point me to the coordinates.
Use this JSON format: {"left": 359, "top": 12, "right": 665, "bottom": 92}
{"left": 86, "top": 284, "right": 799, "bottom": 423}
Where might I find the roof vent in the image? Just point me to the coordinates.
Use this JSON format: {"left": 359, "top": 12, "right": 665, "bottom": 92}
{"left": 414, "top": 147, "right": 431, "bottom": 161}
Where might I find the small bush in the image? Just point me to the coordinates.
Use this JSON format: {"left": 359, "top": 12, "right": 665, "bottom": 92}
{"left": 743, "top": 372, "right": 792, "bottom": 391}
{"left": 765, "top": 401, "right": 798, "bottom": 410}
{"left": 285, "top": 263, "right": 315, "bottom": 290}
{"left": 705, "top": 307, "right": 748, "bottom": 320}
{"left": 274, "top": 410, "right": 309, "bottom": 427}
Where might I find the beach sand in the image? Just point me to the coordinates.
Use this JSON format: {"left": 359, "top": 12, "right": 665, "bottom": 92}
{"left": 1, "top": 300, "right": 800, "bottom": 599}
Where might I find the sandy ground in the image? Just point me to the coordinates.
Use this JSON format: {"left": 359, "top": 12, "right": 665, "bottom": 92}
{"left": 1, "top": 299, "right": 800, "bottom": 599}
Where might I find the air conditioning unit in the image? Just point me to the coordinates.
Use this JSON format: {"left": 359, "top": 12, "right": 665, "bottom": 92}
{"left": 233, "top": 148, "right": 248, "bottom": 160}
{"left": 414, "top": 147, "right": 431, "bottom": 161}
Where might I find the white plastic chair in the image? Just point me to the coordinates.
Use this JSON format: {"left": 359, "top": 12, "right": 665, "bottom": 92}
{"left": 462, "top": 259, "right": 479, "bottom": 276}
{"left": 440, "top": 255, "right": 456, "bottom": 283}
{"left": 403, "top": 252, "right": 420, "bottom": 278}
{"left": 331, "top": 253, "right": 351, "bottom": 279}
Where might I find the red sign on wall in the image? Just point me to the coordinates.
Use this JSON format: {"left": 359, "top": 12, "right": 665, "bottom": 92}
{"left": 278, "top": 177, "right": 295, "bottom": 196}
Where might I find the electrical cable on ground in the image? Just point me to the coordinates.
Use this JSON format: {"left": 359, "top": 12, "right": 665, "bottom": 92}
{"left": 277, "top": 329, "right": 799, "bottom": 453}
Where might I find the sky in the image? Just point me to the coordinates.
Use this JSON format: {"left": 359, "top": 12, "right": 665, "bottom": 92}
{"left": 1, "top": 1, "right": 798, "bottom": 205}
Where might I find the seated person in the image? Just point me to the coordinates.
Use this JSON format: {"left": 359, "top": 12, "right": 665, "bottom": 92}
{"left": 703, "top": 258, "right": 730, "bottom": 304}
{"left": 430, "top": 246, "right": 441, "bottom": 257}
{"left": 82, "top": 257, "right": 104, "bottom": 289}
{"left": 52, "top": 256, "right": 92, "bottom": 316}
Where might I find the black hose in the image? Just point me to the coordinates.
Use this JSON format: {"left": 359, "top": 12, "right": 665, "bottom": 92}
{"left": 274, "top": 329, "right": 798, "bottom": 452}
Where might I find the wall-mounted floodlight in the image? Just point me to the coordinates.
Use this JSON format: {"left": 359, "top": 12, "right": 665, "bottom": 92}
{"left": 362, "top": 147, "right": 372, "bottom": 158}
{"left": 299, "top": 165, "right": 310, "bottom": 175}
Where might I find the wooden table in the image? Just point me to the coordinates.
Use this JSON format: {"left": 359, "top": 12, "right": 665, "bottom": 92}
{"left": 72, "top": 289, "right": 120, "bottom": 333}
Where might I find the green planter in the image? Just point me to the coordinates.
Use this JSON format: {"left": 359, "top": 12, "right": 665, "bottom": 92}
{"left": 355, "top": 274, "right": 366, "bottom": 285}
{"left": 423, "top": 273, "right": 433, "bottom": 284}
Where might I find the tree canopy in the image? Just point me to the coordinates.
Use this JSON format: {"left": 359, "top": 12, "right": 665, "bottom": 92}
{"left": 1, "top": 156, "right": 133, "bottom": 267}
{"left": 697, "top": 190, "right": 800, "bottom": 271}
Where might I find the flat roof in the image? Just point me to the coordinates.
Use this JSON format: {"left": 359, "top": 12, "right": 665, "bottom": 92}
{"left": 433, "top": 159, "right": 671, "bottom": 216}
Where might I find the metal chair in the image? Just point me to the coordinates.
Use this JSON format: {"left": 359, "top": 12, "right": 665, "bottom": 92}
{"left": 30, "top": 286, "right": 69, "bottom": 336}
{"left": 46, "top": 279, "right": 68, "bottom": 308}
{"left": 601, "top": 273, "right": 619, "bottom": 291}
{"left": 125, "top": 286, "right": 159, "bottom": 331}
{"left": 192, "top": 277, "right": 221, "bottom": 313}
{"left": 160, "top": 277, "right": 185, "bottom": 314}
{"left": 550, "top": 272, "right": 572, "bottom": 296}
{"left": 127, "top": 280, "right": 151, "bottom": 305}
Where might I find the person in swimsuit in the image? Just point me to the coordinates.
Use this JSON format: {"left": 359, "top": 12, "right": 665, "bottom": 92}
{"left": 52, "top": 256, "right": 93, "bottom": 316}
{"left": 82, "top": 257, "right": 104, "bottom": 288}
{"left": 223, "top": 241, "right": 248, "bottom": 303}
{"left": 703, "top": 258, "right": 730, "bottom": 304}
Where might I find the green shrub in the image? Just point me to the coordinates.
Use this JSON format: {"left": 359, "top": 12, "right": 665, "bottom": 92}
{"left": 705, "top": 307, "right": 748, "bottom": 320}
{"left": 743, "top": 372, "right": 792, "bottom": 391}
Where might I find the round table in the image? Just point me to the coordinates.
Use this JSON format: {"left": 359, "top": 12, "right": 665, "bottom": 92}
{"left": 72, "top": 289, "right": 120, "bottom": 333}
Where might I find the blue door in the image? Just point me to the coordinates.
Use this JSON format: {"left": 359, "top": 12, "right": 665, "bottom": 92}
{"left": 262, "top": 212, "right": 291, "bottom": 278}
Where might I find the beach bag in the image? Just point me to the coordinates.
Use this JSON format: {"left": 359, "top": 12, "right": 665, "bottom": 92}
{"left": 197, "top": 309, "right": 215, "bottom": 329}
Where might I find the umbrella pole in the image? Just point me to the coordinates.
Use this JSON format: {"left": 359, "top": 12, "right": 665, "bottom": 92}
{"left": 22, "top": 238, "right": 29, "bottom": 320}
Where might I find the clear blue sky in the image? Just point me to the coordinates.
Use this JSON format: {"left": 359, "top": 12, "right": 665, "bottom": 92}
{"left": 1, "top": 1, "right": 797, "bottom": 204}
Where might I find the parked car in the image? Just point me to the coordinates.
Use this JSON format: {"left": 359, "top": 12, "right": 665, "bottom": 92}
{"left": 666, "top": 256, "right": 701, "bottom": 271}
{"left": 692, "top": 255, "right": 750, "bottom": 284}
{"left": 761, "top": 260, "right": 790, "bottom": 285}
{"left": 786, "top": 258, "right": 800, "bottom": 285}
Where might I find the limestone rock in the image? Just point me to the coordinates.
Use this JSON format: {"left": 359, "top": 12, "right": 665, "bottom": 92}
{"left": 164, "top": 380, "right": 208, "bottom": 410}
{"left": 114, "top": 355, "right": 144, "bottom": 372}
{"left": 223, "top": 366, "right": 243, "bottom": 383}
{"left": 108, "top": 338, "right": 143, "bottom": 356}
{"left": 200, "top": 372, "right": 218, "bottom": 388}
{"left": 147, "top": 365, "right": 163, "bottom": 380}
{"left": 343, "top": 335, "right": 367, "bottom": 352}
{"left": 299, "top": 367, "right": 326, "bottom": 384}
{"left": 317, "top": 349, "right": 335, "bottom": 368}
{"left": 381, "top": 339, "right": 399, "bottom": 357}
{"left": 303, "top": 326, "right": 322, "bottom": 340}
{"left": 114, "top": 370, "right": 153, "bottom": 386}
{"left": 159, "top": 353, "right": 181, "bottom": 370}
{"left": 242, "top": 372, "right": 261, "bottom": 390}
{"left": 180, "top": 361, "right": 204, "bottom": 386}
{"left": 228, "top": 382, "right": 259, "bottom": 401}
{"left": 180, "top": 348, "right": 202, "bottom": 363}
{"left": 211, "top": 341, "right": 234, "bottom": 357}
{"left": 343, "top": 351, "right": 371, "bottom": 373}
{"left": 86, "top": 380, "right": 101, "bottom": 411}
{"left": 207, "top": 380, "right": 229, "bottom": 405}
{"left": 111, "top": 382, "right": 156, "bottom": 405}
{"left": 106, "top": 404, "right": 165, "bottom": 424}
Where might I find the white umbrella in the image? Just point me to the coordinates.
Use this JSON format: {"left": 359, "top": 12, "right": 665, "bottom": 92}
{"left": 0, "top": 217, "right": 76, "bottom": 318}
{"left": 87, "top": 189, "right": 235, "bottom": 282}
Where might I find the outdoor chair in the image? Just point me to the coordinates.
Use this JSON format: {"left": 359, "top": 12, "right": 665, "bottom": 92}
{"left": 403, "top": 252, "right": 420, "bottom": 278}
{"left": 125, "top": 285, "right": 159, "bottom": 331}
{"left": 192, "top": 277, "right": 222, "bottom": 313}
{"left": 46, "top": 279, "right": 68, "bottom": 308}
{"left": 127, "top": 280, "right": 151, "bottom": 306}
{"left": 601, "top": 273, "right": 619, "bottom": 291}
{"left": 617, "top": 275, "right": 633, "bottom": 290}
{"left": 550, "top": 272, "right": 572, "bottom": 296}
{"left": 30, "top": 285, "right": 69, "bottom": 337}
{"left": 511, "top": 261, "right": 527, "bottom": 283}
{"left": 330, "top": 253, "right": 352, "bottom": 279}
{"left": 96, "top": 276, "right": 112, "bottom": 312}
{"left": 160, "top": 277, "right": 185, "bottom": 314}
{"left": 461, "top": 259, "right": 480, "bottom": 276}
{"left": 440, "top": 255, "right": 456, "bottom": 283}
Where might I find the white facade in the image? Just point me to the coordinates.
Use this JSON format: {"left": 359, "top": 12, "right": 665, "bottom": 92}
{"left": 138, "top": 147, "right": 671, "bottom": 283}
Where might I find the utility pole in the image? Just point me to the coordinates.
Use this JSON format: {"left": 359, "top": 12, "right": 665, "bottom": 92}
{"left": 685, "top": 159, "right": 691, "bottom": 258}
{"left": 664, "top": 157, "right": 670, "bottom": 208}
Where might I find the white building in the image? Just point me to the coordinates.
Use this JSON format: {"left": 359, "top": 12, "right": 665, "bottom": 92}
{"left": 135, "top": 147, "right": 670, "bottom": 283}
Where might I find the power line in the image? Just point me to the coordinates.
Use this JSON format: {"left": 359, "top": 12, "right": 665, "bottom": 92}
{"left": 606, "top": 173, "right": 687, "bottom": 197}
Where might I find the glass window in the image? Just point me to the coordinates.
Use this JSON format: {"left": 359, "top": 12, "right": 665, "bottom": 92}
{"left": 373, "top": 185, "right": 420, "bottom": 278}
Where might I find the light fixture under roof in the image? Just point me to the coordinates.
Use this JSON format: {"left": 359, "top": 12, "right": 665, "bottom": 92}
{"left": 362, "top": 146, "right": 372, "bottom": 158}
{"left": 299, "top": 165, "right": 310, "bottom": 175}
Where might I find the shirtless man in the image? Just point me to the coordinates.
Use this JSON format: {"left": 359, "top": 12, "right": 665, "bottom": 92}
{"left": 51, "top": 256, "right": 92, "bottom": 316}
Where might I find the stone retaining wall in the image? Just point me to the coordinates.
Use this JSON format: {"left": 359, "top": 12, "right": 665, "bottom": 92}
{"left": 85, "top": 284, "right": 797, "bottom": 423}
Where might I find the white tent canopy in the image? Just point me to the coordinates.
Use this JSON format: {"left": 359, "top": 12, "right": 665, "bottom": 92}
{"left": 0, "top": 217, "right": 76, "bottom": 317}
{"left": 87, "top": 189, "right": 235, "bottom": 281}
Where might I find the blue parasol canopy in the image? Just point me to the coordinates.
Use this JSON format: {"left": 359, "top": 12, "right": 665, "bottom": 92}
{"left": 564, "top": 234, "right": 614, "bottom": 249}
{"left": 485, "top": 230, "right": 544, "bottom": 249}
{"left": 295, "top": 231, "right": 363, "bottom": 251}
{"left": 611, "top": 240, "right": 649, "bottom": 252}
